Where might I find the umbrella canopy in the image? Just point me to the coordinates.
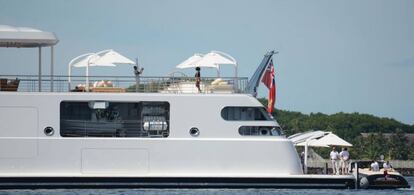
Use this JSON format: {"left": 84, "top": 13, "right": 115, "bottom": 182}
{"left": 71, "top": 49, "right": 134, "bottom": 67}
{"left": 288, "top": 130, "right": 327, "bottom": 144}
{"left": 176, "top": 51, "right": 237, "bottom": 69}
{"left": 305, "top": 133, "right": 353, "bottom": 147}
{"left": 290, "top": 131, "right": 353, "bottom": 147}
{"left": 196, "top": 51, "right": 236, "bottom": 68}
{"left": 68, "top": 49, "right": 135, "bottom": 91}
{"left": 176, "top": 53, "right": 207, "bottom": 69}
{"left": 175, "top": 51, "right": 238, "bottom": 77}
{"left": 296, "top": 139, "right": 330, "bottom": 147}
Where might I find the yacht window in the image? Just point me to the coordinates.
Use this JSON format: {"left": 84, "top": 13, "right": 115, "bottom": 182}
{"left": 60, "top": 101, "right": 170, "bottom": 138}
{"left": 221, "top": 107, "right": 272, "bottom": 121}
{"left": 239, "top": 126, "right": 282, "bottom": 136}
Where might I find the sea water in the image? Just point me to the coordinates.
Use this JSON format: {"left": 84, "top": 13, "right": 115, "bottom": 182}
{"left": 1, "top": 177, "right": 413, "bottom": 195}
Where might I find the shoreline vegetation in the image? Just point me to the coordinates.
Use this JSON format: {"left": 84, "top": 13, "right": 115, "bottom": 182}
{"left": 257, "top": 98, "right": 414, "bottom": 161}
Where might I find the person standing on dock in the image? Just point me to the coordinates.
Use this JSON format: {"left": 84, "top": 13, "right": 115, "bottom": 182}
{"left": 330, "top": 147, "right": 339, "bottom": 175}
{"left": 339, "top": 148, "right": 350, "bottom": 175}
{"left": 195, "top": 67, "right": 201, "bottom": 93}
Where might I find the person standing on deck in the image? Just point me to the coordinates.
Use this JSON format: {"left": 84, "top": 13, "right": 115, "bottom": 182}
{"left": 195, "top": 67, "right": 201, "bottom": 93}
{"left": 133, "top": 65, "right": 144, "bottom": 92}
{"left": 383, "top": 160, "right": 392, "bottom": 170}
{"left": 371, "top": 160, "right": 380, "bottom": 172}
{"left": 330, "top": 147, "right": 340, "bottom": 175}
{"left": 383, "top": 160, "right": 392, "bottom": 180}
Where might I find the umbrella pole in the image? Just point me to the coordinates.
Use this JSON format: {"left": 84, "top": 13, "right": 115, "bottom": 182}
{"left": 68, "top": 65, "right": 71, "bottom": 91}
{"left": 304, "top": 141, "right": 308, "bottom": 174}
{"left": 85, "top": 54, "right": 95, "bottom": 92}
{"left": 86, "top": 61, "right": 89, "bottom": 92}
{"left": 38, "top": 47, "right": 42, "bottom": 92}
{"left": 234, "top": 64, "right": 238, "bottom": 91}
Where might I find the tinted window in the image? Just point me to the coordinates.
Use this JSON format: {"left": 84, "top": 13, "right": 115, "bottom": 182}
{"left": 221, "top": 107, "right": 272, "bottom": 121}
{"left": 60, "top": 101, "right": 169, "bottom": 138}
{"left": 239, "top": 126, "right": 282, "bottom": 136}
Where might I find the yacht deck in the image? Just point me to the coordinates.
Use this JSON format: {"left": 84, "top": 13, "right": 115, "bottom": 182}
{"left": 0, "top": 75, "right": 248, "bottom": 94}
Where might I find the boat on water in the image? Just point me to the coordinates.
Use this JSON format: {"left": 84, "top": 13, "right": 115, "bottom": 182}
{"left": 351, "top": 161, "right": 410, "bottom": 189}
{"left": 1, "top": 24, "right": 408, "bottom": 189}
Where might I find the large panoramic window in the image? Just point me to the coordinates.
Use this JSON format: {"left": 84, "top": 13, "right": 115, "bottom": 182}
{"left": 60, "top": 101, "right": 170, "bottom": 138}
{"left": 221, "top": 107, "right": 272, "bottom": 121}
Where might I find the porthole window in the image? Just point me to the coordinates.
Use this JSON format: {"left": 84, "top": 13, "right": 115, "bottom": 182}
{"left": 44, "top": 126, "right": 54, "bottom": 136}
{"left": 221, "top": 107, "right": 272, "bottom": 121}
{"left": 239, "top": 126, "right": 282, "bottom": 136}
{"left": 189, "top": 127, "right": 200, "bottom": 137}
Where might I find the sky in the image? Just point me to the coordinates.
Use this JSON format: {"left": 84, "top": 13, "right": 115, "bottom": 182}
{"left": 0, "top": 0, "right": 413, "bottom": 124}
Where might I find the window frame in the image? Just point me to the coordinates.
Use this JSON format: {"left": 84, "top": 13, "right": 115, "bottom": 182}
{"left": 221, "top": 106, "right": 273, "bottom": 121}
{"left": 238, "top": 126, "right": 282, "bottom": 136}
{"left": 59, "top": 100, "right": 170, "bottom": 138}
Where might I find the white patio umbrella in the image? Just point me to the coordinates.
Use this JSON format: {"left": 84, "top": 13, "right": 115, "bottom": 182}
{"left": 176, "top": 51, "right": 238, "bottom": 77}
{"left": 176, "top": 53, "right": 208, "bottom": 69}
{"left": 296, "top": 133, "right": 353, "bottom": 147}
{"left": 197, "top": 51, "right": 237, "bottom": 67}
{"left": 68, "top": 49, "right": 135, "bottom": 91}
{"left": 296, "top": 140, "right": 330, "bottom": 147}
{"left": 71, "top": 55, "right": 115, "bottom": 68}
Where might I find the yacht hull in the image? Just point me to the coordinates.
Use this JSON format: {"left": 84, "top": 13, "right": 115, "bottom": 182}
{"left": 359, "top": 173, "right": 410, "bottom": 189}
{"left": 0, "top": 175, "right": 355, "bottom": 189}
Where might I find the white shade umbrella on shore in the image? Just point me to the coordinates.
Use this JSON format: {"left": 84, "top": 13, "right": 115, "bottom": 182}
{"left": 305, "top": 133, "right": 353, "bottom": 147}
{"left": 295, "top": 140, "right": 330, "bottom": 147}
{"left": 294, "top": 132, "right": 352, "bottom": 147}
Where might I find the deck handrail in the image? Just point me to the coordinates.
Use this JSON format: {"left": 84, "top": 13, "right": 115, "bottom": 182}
{"left": 0, "top": 75, "right": 249, "bottom": 94}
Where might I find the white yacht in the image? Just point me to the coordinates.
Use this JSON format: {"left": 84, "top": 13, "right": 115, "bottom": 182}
{"left": 0, "top": 53, "right": 357, "bottom": 189}
{"left": 0, "top": 25, "right": 357, "bottom": 189}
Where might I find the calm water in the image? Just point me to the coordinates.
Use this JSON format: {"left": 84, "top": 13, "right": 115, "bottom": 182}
{"left": 0, "top": 177, "right": 413, "bottom": 195}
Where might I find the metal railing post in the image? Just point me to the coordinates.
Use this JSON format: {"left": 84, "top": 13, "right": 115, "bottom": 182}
{"left": 50, "top": 46, "right": 54, "bottom": 92}
{"left": 38, "top": 47, "right": 42, "bottom": 92}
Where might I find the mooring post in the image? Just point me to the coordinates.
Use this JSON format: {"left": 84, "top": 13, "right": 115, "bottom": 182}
{"left": 355, "top": 162, "right": 359, "bottom": 189}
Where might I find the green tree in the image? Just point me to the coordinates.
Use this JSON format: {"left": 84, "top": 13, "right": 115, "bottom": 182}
{"left": 388, "top": 129, "right": 409, "bottom": 160}
{"left": 351, "top": 136, "right": 366, "bottom": 159}
{"left": 362, "top": 132, "right": 388, "bottom": 160}
{"left": 409, "top": 144, "right": 414, "bottom": 160}
{"left": 255, "top": 97, "right": 414, "bottom": 160}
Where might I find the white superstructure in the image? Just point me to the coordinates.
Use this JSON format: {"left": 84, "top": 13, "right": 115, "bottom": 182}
{"left": 0, "top": 92, "right": 302, "bottom": 177}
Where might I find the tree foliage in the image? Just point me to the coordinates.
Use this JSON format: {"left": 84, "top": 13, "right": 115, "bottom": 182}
{"left": 257, "top": 98, "right": 414, "bottom": 160}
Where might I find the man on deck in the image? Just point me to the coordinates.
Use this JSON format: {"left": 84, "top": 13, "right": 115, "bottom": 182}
{"left": 330, "top": 147, "right": 339, "bottom": 175}
{"left": 339, "top": 147, "right": 350, "bottom": 175}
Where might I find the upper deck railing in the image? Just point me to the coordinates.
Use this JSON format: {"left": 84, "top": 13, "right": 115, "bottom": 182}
{"left": 0, "top": 75, "right": 249, "bottom": 94}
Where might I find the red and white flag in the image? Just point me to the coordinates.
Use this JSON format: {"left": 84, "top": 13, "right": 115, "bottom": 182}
{"left": 261, "top": 59, "right": 276, "bottom": 113}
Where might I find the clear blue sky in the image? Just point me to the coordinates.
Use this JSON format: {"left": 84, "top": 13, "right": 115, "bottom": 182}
{"left": 1, "top": 0, "right": 413, "bottom": 124}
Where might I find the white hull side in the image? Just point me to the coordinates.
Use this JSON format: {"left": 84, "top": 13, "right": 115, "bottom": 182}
{"left": 0, "top": 92, "right": 302, "bottom": 177}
